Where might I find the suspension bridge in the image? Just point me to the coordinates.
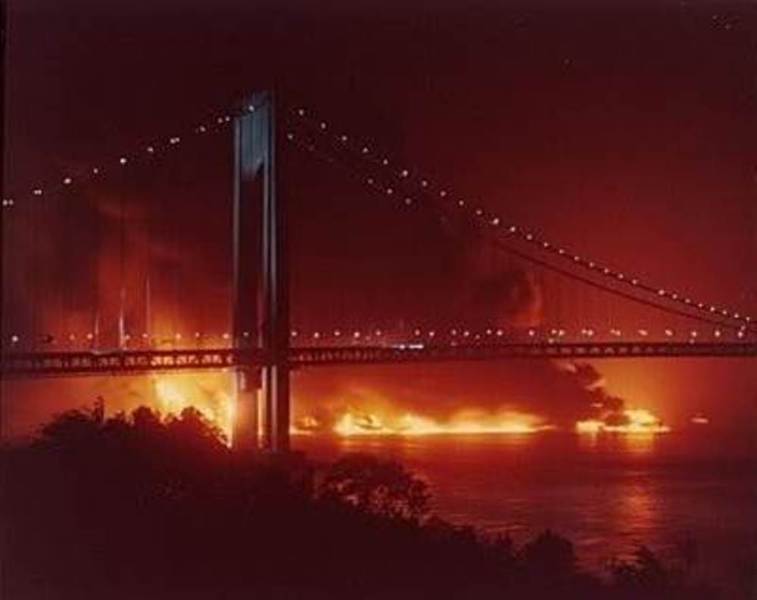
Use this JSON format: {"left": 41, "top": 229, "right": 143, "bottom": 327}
{"left": 1, "top": 91, "right": 755, "bottom": 451}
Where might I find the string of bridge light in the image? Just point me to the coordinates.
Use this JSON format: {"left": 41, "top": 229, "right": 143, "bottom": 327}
{"left": 3, "top": 97, "right": 752, "bottom": 335}
{"left": 0, "top": 107, "right": 251, "bottom": 209}
{"left": 286, "top": 326, "right": 748, "bottom": 342}
{"left": 283, "top": 126, "right": 752, "bottom": 336}
{"left": 5, "top": 322, "right": 750, "bottom": 350}
{"left": 282, "top": 124, "right": 751, "bottom": 337}
{"left": 284, "top": 104, "right": 754, "bottom": 334}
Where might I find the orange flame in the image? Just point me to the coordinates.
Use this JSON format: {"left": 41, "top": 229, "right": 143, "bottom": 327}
{"left": 324, "top": 410, "right": 551, "bottom": 437}
{"left": 576, "top": 408, "right": 670, "bottom": 435}
{"left": 145, "top": 374, "right": 669, "bottom": 443}
{"left": 151, "top": 374, "right": 235, "bottom": 444}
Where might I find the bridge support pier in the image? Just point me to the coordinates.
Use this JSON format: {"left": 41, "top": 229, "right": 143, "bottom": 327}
{"left": 232, "top": 368, "right": 260, "bottom": 451}
{"left": 232, "top": 91, "right": 289, "bottom": 453}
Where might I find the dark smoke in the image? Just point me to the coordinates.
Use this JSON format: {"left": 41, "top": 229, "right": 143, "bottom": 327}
{"left": 441, "top": 209, "right": 544, "bottom": 328}
{"left": 469, "top": 269, "right": 542, "bottom": 327}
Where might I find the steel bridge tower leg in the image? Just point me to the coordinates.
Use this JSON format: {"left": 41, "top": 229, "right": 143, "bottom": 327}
{"left": 232, "top": 91, "right": 289, "bottom": 453}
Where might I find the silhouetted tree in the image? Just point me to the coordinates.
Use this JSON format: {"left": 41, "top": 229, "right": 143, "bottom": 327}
{"left": 318, "top": 453, "right": 430, "bottom": 521}
{"left": 520, "top": 529, "right": 577, "bottom": 579}
{"left": 609, "top": 546, "right": 677, "bottom": 594}
{"left": 37, "top": 406, "right": 102, "bottom": 447}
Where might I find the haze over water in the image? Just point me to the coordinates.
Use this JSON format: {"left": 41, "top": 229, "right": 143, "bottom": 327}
{"left": 296, "top": 427, "right": 757, "bottom": 589}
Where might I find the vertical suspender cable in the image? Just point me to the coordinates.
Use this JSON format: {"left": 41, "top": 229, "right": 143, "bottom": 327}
{"left": 30, "top": 194, "right": 38, "bottom": 351}
{"left": 92, "top": 191, "right": 100, "bottom": 350}
{"left": 56, "top": 186, "right": 65, "bottom": 345}
{"left": 144, "top": 180, "right": 152, "bottom": 348}
{"left": 118, "top": 192, "right": 126, "bottom": 349}
{"left": 171, "top": 164, "right": 179, "bottom": 346}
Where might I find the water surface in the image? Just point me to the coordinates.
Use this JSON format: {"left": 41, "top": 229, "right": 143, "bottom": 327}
{"left": 295, "top": 429, "right": 757, "bottom": 589}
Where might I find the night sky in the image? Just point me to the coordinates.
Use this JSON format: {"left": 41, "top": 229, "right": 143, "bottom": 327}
{"left": 3, "top": 0, "right": 756, "bottom": 431}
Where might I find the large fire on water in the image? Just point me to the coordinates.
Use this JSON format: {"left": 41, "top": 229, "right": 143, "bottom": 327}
{"left": 329, "top": 410, "right": 552, "bottom": 436}
{"left": 575, "top": 408, "right": 671, "bottom": 435}
{"left": 149, "top": 375, "right": 669, "bottom": 442}
{"left": 151, "top": 375, "right": 236, "bottom": 443}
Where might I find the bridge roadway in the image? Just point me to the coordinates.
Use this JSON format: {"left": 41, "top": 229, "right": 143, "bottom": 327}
{"left": 1, "top": 341, "right": 755, "bottom": 377}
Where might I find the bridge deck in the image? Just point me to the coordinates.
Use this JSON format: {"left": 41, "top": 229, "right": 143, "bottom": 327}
{"left": 1, "top": 342, "right": 755, "bottom": 377}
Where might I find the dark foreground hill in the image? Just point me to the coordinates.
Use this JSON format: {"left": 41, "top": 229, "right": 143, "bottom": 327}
{"left": 1, "top": 406, "right": 723, "bottom": 599}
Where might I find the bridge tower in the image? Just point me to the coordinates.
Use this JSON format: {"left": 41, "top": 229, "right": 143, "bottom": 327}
{"left": 232, "top": 91, "right": 290, "bottom": 453}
